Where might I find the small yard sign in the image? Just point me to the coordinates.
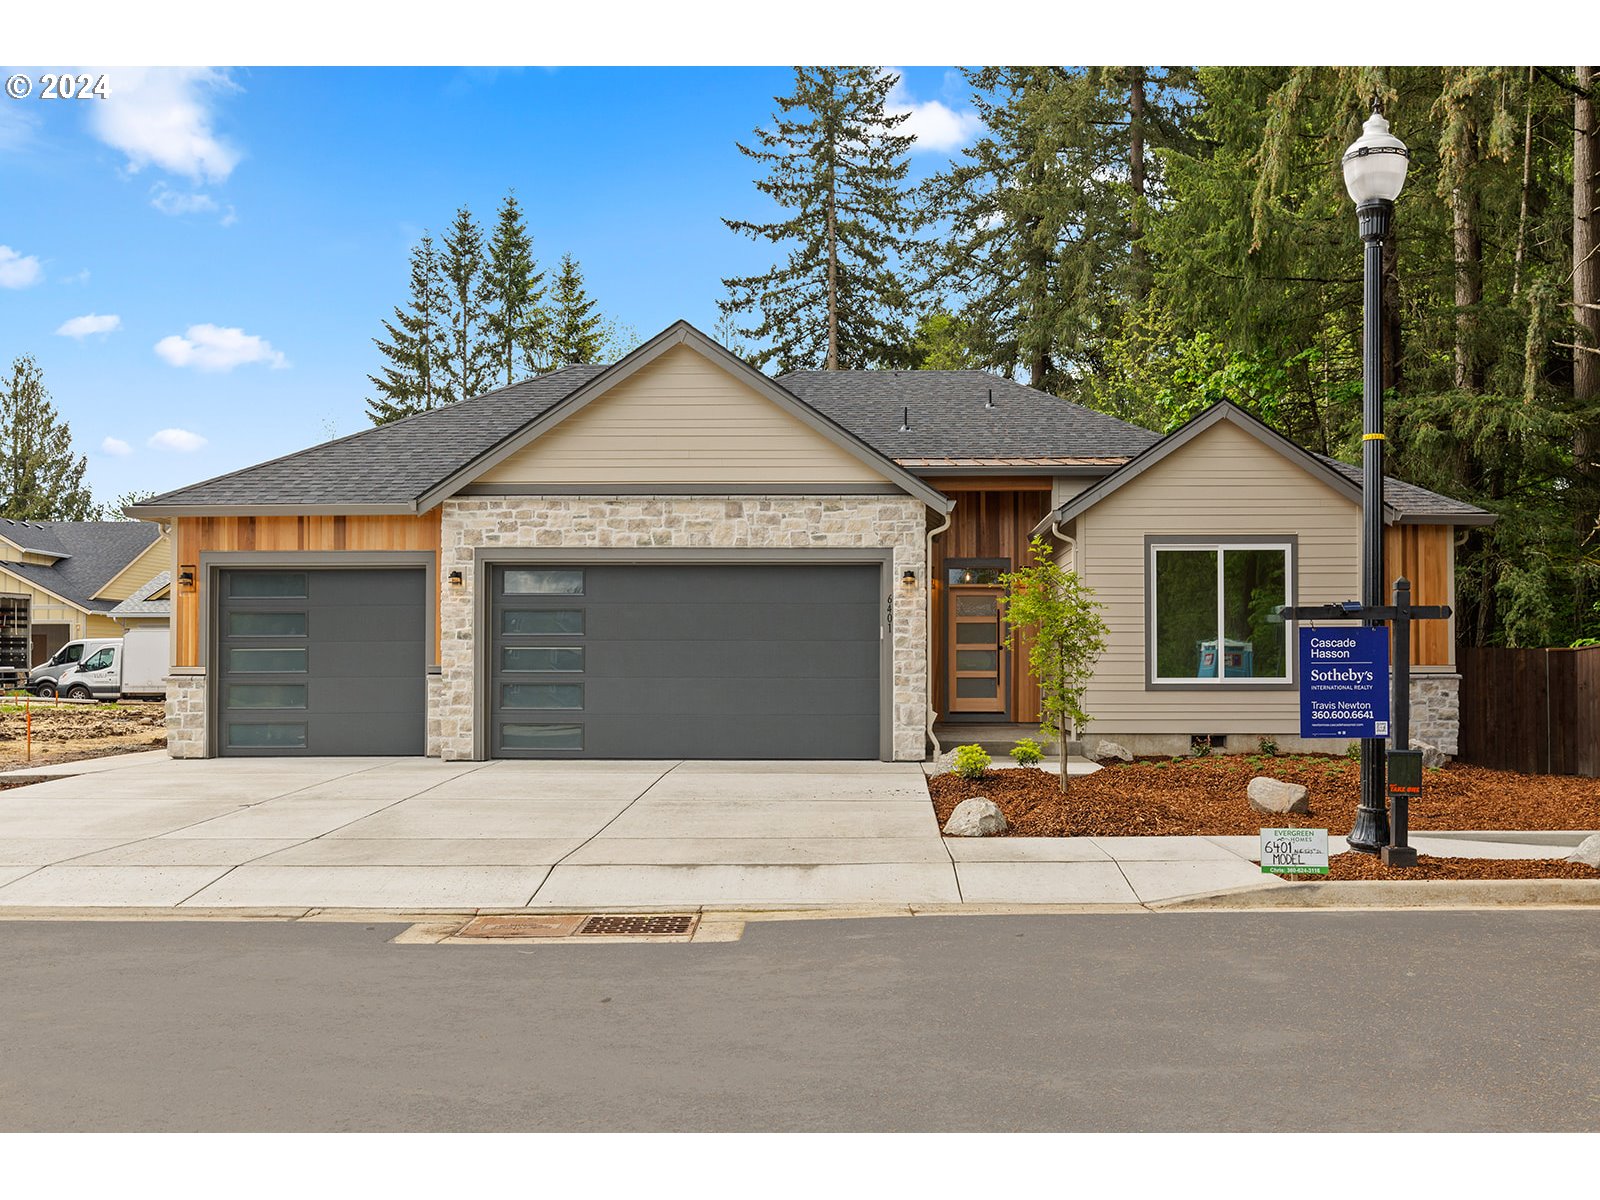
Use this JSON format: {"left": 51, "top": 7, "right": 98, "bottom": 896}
{"left": 1259, "top": 828, "right": 1330, "bottom": 875}
{"left": 1299, "top": 627, "right": 1390, "bottom": 739}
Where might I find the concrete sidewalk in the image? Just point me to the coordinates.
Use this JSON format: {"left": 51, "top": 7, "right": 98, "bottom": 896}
{"left": 0, "top": 753, "right": 1589, "bottom": 910}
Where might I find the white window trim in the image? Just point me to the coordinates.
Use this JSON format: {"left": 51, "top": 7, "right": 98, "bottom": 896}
{"left": 1148, "top": 540, "right": 1295, "bottom": 686}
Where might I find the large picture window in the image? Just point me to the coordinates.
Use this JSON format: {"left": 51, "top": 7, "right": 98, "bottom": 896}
{"left": 1149, "top": 541, "right": 1292, "bottom": 684}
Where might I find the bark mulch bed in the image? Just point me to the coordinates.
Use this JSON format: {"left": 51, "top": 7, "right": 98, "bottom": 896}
{"left": 1284, "top": 853, "right": 1599, "bottom": 881}
{"left": 927, "top": 754, "right": 1600, "bottom": 838}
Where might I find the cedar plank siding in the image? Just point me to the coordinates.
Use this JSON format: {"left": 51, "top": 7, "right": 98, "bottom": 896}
{"left": 1383, "top": 523, "right": 1453, "bottom": 667}
{"left": 173, "top": 512, "right": 442, "bottom": 667}
{"left": 931, "top": 480, "right": 1054, "bottom": 723}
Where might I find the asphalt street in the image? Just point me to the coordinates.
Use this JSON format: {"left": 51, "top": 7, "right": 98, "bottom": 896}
{"left": 2, "top": 911, "right": 1596, "bottom": 1132}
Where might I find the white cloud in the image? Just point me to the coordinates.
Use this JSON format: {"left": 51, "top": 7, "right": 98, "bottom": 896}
{"left": 56, "top": 312, "right": 122, "bottom": 339}
{"left": 147, "top": 428, "right": 208, "bottom": 453}
{"left": 86, "top": 67, "right": 241, "bottom": 183}
{"left": 101, "top": 436, "right": 132, "bottom": 456}
{"left": 0, "top": 245, "right": 43, "bottom": 288}
{"left": 154, "top": 323, "right": 286, "bottom": 372}
{"left": 150, "top": 184, "right": 218, "bottom": 216}
{"left": 885, "top": 69, "right": 981, "bottom": 154}
{"left": 59, "top": 269, "right": 91, "bottom": 286}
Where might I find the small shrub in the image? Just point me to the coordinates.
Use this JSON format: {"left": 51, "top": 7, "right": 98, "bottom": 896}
{"left": 1345, "top": 742, "right": 1362, "bottom": 762}
{"left": 1190, "top": 736, "right": 1213, "bottom": 757}
{"left": 949, "top": 744, "right": 991, "bottom": 779}
{"left": 1010, "top": 738, "right": 1044, "bottom": 767}
{"left": 1258, "top": 737, "right": 1278, "bottom": 756}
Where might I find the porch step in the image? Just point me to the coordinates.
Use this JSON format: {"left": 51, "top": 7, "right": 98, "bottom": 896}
{"left": 933, "top": 724, "right": 1073, "bottom": 758}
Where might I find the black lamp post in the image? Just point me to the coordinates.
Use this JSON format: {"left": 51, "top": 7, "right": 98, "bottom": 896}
{"left": 1341, "top": 107, "right": 1411, "bottom": 854}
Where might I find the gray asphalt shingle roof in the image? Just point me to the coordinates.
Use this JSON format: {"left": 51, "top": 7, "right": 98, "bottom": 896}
{"left": 108, "top": 571, "right": 172, "bottom": 618}
{"left": 0, "top": 519, "right": 163, "bottom": 610}
{"left": 778, "top": 369, "right": 1162, "bottom": 460}
{"left": 140, "top": 365, "right": 608, "bottom": 509}
{"left": 130, "top": 343, "right": 1487, "bottom": 529}
{"left": 1316, "top": 456, "right": 1495, "bottom": 525}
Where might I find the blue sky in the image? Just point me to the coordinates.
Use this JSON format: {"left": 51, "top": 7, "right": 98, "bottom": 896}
{"left": 0, "top": 66, "right": 981, "bottom": 504}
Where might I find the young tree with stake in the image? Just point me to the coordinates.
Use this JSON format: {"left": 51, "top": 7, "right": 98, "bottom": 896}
{"left": 999, "top": 536, "right": 1109, "bottom": 791}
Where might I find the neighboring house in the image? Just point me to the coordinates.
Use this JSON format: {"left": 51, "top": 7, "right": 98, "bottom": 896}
{"left": 0, "top": 518, "right": 170, "bottom": 673}
{"left": 127, "top": 319, "right": 1490, "bottom": 761}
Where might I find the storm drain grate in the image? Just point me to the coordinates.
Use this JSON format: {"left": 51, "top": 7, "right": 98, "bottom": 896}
{"left": 578, "top": 914, "right": 698, "bottom": 937}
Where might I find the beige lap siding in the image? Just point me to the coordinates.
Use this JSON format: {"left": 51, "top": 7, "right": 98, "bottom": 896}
{"left": 1072, "top": 418, "right": 1362, "bottom": 738}
{"left": 437, "top": 495, "right": 929, "bottom": 761}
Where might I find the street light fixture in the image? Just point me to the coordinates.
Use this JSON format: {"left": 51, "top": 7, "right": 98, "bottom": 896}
{"left": 1341, "top": 107, "right": 1410, "bottom": 854}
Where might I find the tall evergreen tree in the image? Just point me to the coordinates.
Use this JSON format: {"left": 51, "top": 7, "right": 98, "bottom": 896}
{"left": 720, "top": 66, "right": 918, "bottom": 371}
{"left": 436, "top": 205, "right": 494, "bottom": 404}
{"left": 549, "top": 254, "right": 607, "bottom": 365}
{"left": 918, "top": 68, "right": 1189, "bottom": 391}
{"left": 0, "top": 356, "right": 95, "bottom": 521}
{"left": 481, "top": 191, "right": 548, "bottom": 385}
{"left": 365, "top": 234, "right": 447, "bottom": 425}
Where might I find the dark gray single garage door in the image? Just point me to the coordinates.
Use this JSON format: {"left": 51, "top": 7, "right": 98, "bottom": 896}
{"left": 489, "top": 563, "right": 881, "bottom": 759}
{"left": 216, "top": 568, "right": 426, "bottom": 756}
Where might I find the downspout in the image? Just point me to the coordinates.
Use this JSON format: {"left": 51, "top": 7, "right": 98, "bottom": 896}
{"left": 1050, "top": 515, "right": 1080, "bottom": 743}
{"left": 925, "top": 502, "right": 955, "bottom": 758}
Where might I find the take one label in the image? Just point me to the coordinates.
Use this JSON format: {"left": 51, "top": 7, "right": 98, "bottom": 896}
{"left": 1299, "top": 626, "right": 1390, "bottom": 739}
{"left": 1260, "top": 827, "right": 1330, "bottom": 875}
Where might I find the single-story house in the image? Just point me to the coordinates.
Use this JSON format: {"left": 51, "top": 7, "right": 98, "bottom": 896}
{"left": 0, "top": 518, "right": 170, "bottom": 672}
{"left": 127, "top": 319, "right": 1490, "bottom": 761}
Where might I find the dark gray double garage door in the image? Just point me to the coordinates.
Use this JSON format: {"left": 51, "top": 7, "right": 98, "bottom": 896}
{"left": 216, "top": 563, "right": 882, "bottom": 759}
{"left": 490, "top": 563, "right": 881, "bottom": 759}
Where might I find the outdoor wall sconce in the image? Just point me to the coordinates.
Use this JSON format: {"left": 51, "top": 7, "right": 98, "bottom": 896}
{"left": 901, "top": 570, "right": 916, "bottom": 587}
{"left": 177, "top": 567, "right": 196, "bottom": 592}
{"left": 448, "top": 570, "right": 464, "bottom": 588}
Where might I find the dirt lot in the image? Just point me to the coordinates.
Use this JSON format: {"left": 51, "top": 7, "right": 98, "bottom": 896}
{"left": 0, "top": 697, "right": 166, "bottom": 773}
{"left": 928, "top": 753, "right": 1600, "bottom": 838}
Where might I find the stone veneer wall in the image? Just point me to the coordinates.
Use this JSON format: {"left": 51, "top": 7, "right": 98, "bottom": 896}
{"left": 437, "top": 495, "right": 929, "bottom": 761}
{"left": 166, "top": 673, "right": 207, "bottom": 758}
{"left": 1408, "top": 672, "right": 1460, "bottom": 757}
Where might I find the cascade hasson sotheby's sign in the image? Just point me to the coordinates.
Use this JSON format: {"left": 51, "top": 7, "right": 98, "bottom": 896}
{"left": 1299, "top": 627, "right": 1389, "bottom": 739}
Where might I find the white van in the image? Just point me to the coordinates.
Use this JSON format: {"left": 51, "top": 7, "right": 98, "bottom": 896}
{"left": 53, "top": 630, "right": 166, "bottom": 700}
{"left": 27, "top": 638, "right": 120, "bottom": 697}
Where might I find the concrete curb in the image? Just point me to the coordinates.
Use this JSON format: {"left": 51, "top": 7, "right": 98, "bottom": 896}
{"left": 1150, "top": 879, "right": 1600, "bottom": 910}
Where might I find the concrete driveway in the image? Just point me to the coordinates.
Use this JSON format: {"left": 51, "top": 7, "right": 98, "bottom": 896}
{"left": 0, "top": 755, "right": 957, "bottom": 909}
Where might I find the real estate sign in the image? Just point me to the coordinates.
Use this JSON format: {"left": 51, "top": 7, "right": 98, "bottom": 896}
{"left": 1259, "top": 827, "right": 1330, "bottom": 875}
{"left": 1298, "top": 627, "right": 1389, "bottom": 739}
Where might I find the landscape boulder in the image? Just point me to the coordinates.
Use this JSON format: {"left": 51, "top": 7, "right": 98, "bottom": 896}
{"left": 1091, "top": 740, "right": 1133, "bottom": 763}
{"left": 1412, "top": 741, "right": 1448, "bottom": 770}
{"left": 943, "top": 797, "right": 1008, "bottom": 837}
{"left": 1247, "top": 776, "right": 1311, "bottom": 816}
{"left": 1565, "top": 833, "right": 1600, "bottom": 868}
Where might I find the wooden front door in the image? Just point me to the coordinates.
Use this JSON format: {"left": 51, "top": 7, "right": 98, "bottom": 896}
{"left": 947, "top": 585, "right": 1005, "bottom": 713}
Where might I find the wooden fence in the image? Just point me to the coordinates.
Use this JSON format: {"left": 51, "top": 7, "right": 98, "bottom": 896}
{"left": 1457, "top": 646, "right": 1600, "bottom": 777}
